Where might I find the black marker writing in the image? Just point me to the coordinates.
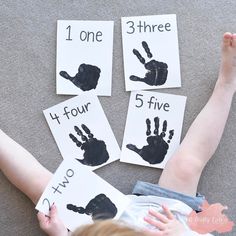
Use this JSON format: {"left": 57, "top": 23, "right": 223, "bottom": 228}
{"left": 135, "top": 93, "right": 170, "bottom": 111}
{"left": 148, "top": 96, "right": 170, "bottom": 111}
{"left": 66, "top": 25, "right": 72, "bottom": 41}
{"left": 52, "top": 169, "right": 74, "bottom": 195}
{"left": 50, "top": 113, "right": 60, "bottom": 124}
{"left": 63, "top": 103, "right": 91, "bottom": 119}
{"left": 42, "top": 198, "right": 52, "bottom": 211}
{"left": 126, "top": 21, "right": 171, "bottom": 34}
{"left": 49, "top": 103, "right": 91, "bottom": 125}
{"left": 80, "top": 30, "right": 103, "bottom": 42}
{"left": 66, "top": 25, "right": 103, "bottom": 42}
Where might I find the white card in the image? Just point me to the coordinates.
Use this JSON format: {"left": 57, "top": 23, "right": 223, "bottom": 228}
{"left": 120, "top": 91, "right": 186, "bottom": 169}
{"left": 36, "top": 159, "right": 130, "bottom": 231}
{"left": 43, "top": 92, "right": 120, "bottom": 170}
{"left": 57, "top": 20, "right": 114, "bottom": 96}
{"left": 121, "top": 14, "right": 181, "bottom": 91}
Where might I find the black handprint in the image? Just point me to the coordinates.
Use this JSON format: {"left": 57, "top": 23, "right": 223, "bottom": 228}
{"left": 69, "top": 124, "right": 109, "bottom": 166}
{"left": 130, "top": 41, "right": 168, "bottom": 86}
{"left": 67, "top": 193, "right": 117, "bottom": 220}
{"left": 126, "top": 117, "right": 174, "bottom": 164}
{"left": 60, "top": 64, "right": 101, "bottom": 91}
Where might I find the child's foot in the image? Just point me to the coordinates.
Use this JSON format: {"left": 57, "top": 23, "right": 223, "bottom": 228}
{"left": 217, "top": 32, "right": 236, "bottom": 92}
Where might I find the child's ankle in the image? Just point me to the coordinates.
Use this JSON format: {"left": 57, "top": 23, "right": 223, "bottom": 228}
{"left": 215, "top": 78, "right": 235, "bottom": 94}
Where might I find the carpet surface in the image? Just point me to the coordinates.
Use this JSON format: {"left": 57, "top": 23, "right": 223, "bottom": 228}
{"left": 0, "top": 1, "right": 235, "bottom": 235}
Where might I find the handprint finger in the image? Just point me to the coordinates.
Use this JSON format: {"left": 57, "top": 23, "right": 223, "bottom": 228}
{"left": 81, "top": 124, "right": 94, "bottom": 138}
{"left": 59, "top": 71, "right": 73, "bottom": 81}
{"left": 154, "top": 117, "right": 159, "bottom": 135}
{"left": 130, "top": 75, "right": 146, "bottom": 82}
{"left": 167, "top": 130, "right": 174, "bottom": 143}
{"left": 69, "top": 133, "right": 82, "bottom": 148}
{"left": 67, "top": 204, "right": 86, "bottom": 214}
{"left": 133, "top": 49, "right": 145, "bottom": 64}
{"left": 160, "top": 120, "right": 167, "bottom": 138}
{"left": 126, "top": 144, "right": 141, "bottom": 155}
{"left": 146, "top": 119, "right": 151, "bottom": 136}
{"left": 74, "top": 126, "right": 88, "bottom": 142}
{"left": 142, "top": 41, "right": 153, "bottom": 58}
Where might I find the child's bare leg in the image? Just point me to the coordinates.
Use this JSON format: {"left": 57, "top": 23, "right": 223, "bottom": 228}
{"left": 0, "top": 129, "right": 52, "bottom": 204}
{"left": 158, "top": 32, "right": 236, "bottom": 196}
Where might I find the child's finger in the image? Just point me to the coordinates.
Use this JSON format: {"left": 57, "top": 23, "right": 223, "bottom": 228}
{"left": 37, "top": 212, "right": 48, "bottom": 228}
{"left": 148, "top": 209, "right": 169, "bottom": 223}
{"left": 37, "top": 212, "right": 46, "bottom": 222}
{"left": 162, "top": 205, "right": 174, "bottom": 220}
{"left": 49, "top": 203, "right": 57, "bottom": 218}
{"left": 144, "top": 216, "right": 166, "bottom": 230}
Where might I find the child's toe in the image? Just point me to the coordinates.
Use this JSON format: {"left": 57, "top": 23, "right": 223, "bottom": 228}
{"left": 231, "top": 34, "right": 236, "bottom": 48}
{"left": 223, "top": 32, "right": 232, "bottom": 47}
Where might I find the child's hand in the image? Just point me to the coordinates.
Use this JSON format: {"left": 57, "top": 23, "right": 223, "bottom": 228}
{"left": 144, "top": 205, "right": 186, "bottom": 236}
{"left": 37, "top": 204, "right": 69, "bottom": 236}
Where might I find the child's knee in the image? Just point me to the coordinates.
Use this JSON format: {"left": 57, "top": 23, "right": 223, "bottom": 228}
{"left": 168, "top": 154, "right": 204, "bottom": 181}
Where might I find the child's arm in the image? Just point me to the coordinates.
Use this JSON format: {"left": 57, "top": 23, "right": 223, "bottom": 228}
{"left": 37, "top": 204, "right": 69, "bottom": 236}
{"left": 0, "top": 129, "right": 52, "bottom": 204}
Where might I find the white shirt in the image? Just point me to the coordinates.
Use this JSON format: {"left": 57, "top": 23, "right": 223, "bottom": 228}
{"left": 119, "top": 195, "right": 214, "bottom": 236}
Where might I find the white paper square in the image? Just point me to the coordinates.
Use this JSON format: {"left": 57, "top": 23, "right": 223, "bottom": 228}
{"left": 121, "top": 14, "right": 181, "bottom": 91}
{"left": 57, "top": 20, "right": 114, "bottom": 96}
{"left": 36, "top": 159, "right": 130, "bottom": 231}
{"left": 120, "top": 91, "right": 186, "bottom": 169}
{"left": 43, "top": 92, "right": 120, "bottom": 170}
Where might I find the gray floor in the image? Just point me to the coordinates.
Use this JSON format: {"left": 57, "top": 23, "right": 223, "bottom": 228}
{"left": 0, "top": 1, "right": 236, "bottom": 235}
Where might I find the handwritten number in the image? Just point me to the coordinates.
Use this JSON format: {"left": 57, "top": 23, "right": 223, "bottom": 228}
{"left": 126, "top": 21, "right": 135, "bottom": 34}
{"left": 50, "top": 113, "right": 60, "bottom": 124}
{"left": 135, "top": 94, "right": 144, "bottom": 108}
{"left": 66, "top": 25, "right": 72, "bottom": 41}
{"left": 42, "top": 198, "right": 51, "bottom": 211}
